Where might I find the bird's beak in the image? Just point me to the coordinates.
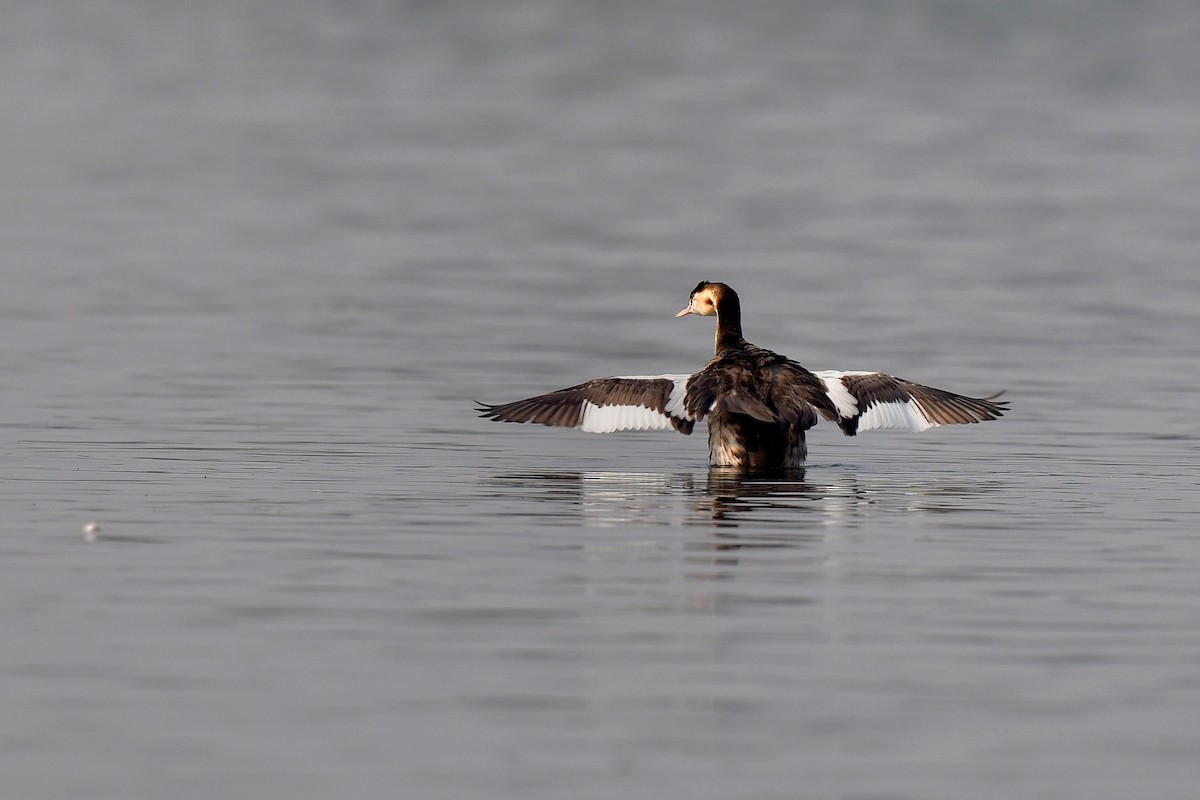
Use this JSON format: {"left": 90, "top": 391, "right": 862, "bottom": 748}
{"left": 675, "top": 306, "right": 693, "bottom": 318}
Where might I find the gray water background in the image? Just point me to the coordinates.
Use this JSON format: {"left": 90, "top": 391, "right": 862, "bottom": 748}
{"left": 3, "top": 2, "right": 1200, "bottom": 798}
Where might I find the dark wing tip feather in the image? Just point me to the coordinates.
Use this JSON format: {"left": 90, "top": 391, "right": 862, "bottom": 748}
{"left": 475, "top": 393, "right": 584, "bottom": 427}
{"left": 908, "top": 386, "right": 1009, "bottom": 425}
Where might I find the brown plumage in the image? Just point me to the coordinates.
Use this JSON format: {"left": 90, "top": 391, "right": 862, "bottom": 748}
{"left": 478, "top": 281, "right": 1007, "bottom": 469}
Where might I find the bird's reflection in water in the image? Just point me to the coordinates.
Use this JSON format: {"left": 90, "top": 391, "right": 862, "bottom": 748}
{"left": 700, "top": 468, "right": 827, "bottom": 549}
{"left": 484, "top": 467, "right": 870, "bottom": 543}
{"left": 483, "top": 466, "right": 1004, "bottom": 601}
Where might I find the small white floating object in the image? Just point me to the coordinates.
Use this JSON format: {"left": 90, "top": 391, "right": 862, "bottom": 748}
{"left": 82, "top": 521, "right": 101, "bottom": 542}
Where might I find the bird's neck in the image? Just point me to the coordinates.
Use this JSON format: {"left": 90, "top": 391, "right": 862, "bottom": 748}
{"left": 713, "top": 294, "right": 745, "bottom": 353}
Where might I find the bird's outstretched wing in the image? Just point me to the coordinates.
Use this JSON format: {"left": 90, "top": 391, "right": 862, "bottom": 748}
{"left": 814, "top": 370, "right": 1007, "bottom": 435}
{"left": 478, "top": 374, "right": 698, "bottom": 434}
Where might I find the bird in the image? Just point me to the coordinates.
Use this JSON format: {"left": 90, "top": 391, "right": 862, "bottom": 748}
{"left": 478, "top": 281, "right": 1007, "bottom": 469}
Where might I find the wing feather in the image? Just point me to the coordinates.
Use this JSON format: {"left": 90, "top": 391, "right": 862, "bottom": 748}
{"left": 478, "top": 374, "right": 698, "bottom": 435}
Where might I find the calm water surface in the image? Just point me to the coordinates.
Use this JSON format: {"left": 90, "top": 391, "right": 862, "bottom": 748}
{"left": 3, "top": 2, "right": 1200, "bottom": 799}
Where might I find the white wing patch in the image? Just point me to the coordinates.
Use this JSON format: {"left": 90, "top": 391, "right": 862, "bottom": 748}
{"left": 578, "top": 374, "right": 693, "bottom": 434}
{"left": 814, "top": 370, "right": 867, "bottom": 419}
{"left": 663, "top": 377, "right": 690, "bottom": 420}
{"left": 857, "top": 399, "right": 937, "bottom": 432}
{"left": 580, "top": 401, "right": 675, "bottom": 432}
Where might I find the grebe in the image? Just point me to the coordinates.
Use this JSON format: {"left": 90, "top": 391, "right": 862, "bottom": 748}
{"left": 478, "top": 282, "right": 1006, "bottom": 469}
